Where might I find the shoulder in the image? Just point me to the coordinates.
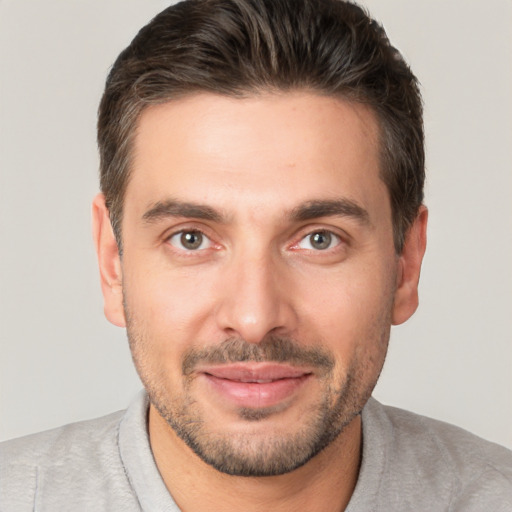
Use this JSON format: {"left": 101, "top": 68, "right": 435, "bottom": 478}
{"left": 363, "top": 399, "right": 512, "bottom": 510}
{"left": 0, "top": 409, "right": 125, "bottom": 469}
{"left": 379, "top": 401, "right": 512, "bottom": 476}
{"left": 0, "top": 410, "right": 129, "bottom": 510}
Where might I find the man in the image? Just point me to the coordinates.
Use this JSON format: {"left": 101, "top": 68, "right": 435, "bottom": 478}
{"left": 1, "top": 0, "right": 511, "bottom": 510}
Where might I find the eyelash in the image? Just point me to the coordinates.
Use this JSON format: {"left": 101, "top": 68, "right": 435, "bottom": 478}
{"left": 166, "top": 229, "right": 213, "bottom": 252}
{"left": 165, "top": 227, "right": 346, "bottom": 257}
{"left": 294, "top": 230, "right": 343, "bottom": 251}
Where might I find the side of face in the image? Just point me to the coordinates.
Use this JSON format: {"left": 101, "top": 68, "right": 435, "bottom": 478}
{"left": 93, "top": 92, "right": 427, "bottom": 476}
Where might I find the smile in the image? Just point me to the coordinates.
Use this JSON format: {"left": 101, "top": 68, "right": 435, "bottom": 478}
{"left": 197, "top": 363, "right": 313, "bottom": 409}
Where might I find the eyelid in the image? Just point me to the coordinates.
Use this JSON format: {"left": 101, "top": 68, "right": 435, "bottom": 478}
{"left": 288, "top": 225, "right": 349, "bottom": 252}
{"left": 163, "top": 223, "right": 220, "bottom": 253}
{"left": 297, "top": 231, "right": 341, "bottom": 250}
{"left": 168, "top": 230, "right": 212, "bottom": 251}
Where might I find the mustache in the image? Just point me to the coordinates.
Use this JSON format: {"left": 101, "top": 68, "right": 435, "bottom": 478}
{"left": 182, "top": 336, "right": 335, "bottom": 376}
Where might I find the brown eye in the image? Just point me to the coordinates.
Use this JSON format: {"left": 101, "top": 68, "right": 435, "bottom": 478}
{"left": 169, "top": 230, "right": 211, "bottom": 251}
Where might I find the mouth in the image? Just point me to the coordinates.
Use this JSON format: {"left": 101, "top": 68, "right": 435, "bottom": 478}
{"left": 197, "top": 363, "right": 313, "bottom": 409}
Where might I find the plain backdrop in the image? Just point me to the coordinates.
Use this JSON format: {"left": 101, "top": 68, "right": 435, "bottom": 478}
{"left": 1, "top": 0, "right": 511, "bottom": 449}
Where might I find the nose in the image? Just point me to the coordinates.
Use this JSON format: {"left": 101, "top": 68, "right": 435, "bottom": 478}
{"left": 215, "top": 249, "right": 297, "bottom": 344}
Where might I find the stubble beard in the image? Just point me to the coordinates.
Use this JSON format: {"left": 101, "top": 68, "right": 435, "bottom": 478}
{"left": 126, "top": 325, "right": 390, "bottom": 477}
{"left": 156, "top": 367, "right": 365, "bottom": 477}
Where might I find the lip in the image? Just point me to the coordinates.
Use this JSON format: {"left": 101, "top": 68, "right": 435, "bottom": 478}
{"left": 198, "top": 363, "right": 313, "bottom": 409}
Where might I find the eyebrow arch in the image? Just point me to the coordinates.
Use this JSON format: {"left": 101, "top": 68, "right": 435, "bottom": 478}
{"left": 289, "top": 199, "right": 371, "bottom": 225}
{"left": 142, "top": 199, "right": 225, "bottom": 224}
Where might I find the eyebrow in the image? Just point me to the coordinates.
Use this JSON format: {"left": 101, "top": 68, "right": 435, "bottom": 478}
{"left": 288, "top": 199, "right": 371, "bottom": 225}
{"left": 141, "top": 197, "right": 370, "bottom": 226}
{"left": 142, "top": 199, "right": 225, "bottom": 224}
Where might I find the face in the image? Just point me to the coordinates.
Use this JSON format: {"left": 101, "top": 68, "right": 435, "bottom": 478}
{"left": 94, "top": 92, "right": 426, "bottom": 476}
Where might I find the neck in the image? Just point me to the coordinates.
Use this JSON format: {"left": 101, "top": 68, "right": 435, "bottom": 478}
{"left": 149, "top": 405, "right": 362, "bottom": 512}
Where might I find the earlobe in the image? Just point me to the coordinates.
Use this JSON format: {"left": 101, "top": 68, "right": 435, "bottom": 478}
{"left": 92, "top": 193, "right": 126, "bottom": 328}
{"left": 392, "top": 206, "right": 428, "bottom": 325}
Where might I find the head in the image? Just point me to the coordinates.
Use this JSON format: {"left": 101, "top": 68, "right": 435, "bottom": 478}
{"left": 94, "top": 0, "right": 427, "bottom": 478}
{"left": 98, "top": 0, "right": 424, "bottom": 254}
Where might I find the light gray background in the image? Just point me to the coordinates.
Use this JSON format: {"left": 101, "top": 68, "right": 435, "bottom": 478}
{"left": 1, "top": 0, "right": 511, "bottom": 449}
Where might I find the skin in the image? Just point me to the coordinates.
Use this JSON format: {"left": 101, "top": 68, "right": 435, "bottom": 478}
{"left": 93, "top": 92, "right": 427, "bottom": 512}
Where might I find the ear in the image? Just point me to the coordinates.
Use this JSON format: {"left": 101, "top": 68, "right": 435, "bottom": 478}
{"left": 392, "top": 205, "right": 428, "bottom": 325}
{"left": 92, "top": 193, "right": 126, "bottom": 327}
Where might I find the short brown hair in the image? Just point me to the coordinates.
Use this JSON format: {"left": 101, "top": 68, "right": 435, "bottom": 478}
{"left": 98, "top": 0, "right": 424, "bottom": 252}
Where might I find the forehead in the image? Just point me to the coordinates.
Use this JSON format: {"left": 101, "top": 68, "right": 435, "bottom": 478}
{"left": 126, "top": 92, "right": 387, "bottom": 221}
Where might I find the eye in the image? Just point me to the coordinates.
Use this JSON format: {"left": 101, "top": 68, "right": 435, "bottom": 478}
{"left": 168, "top": 230, "right": 212, "bottom": 251}
{"left": 297, "top": 230, "right": 341, "bottom": 251}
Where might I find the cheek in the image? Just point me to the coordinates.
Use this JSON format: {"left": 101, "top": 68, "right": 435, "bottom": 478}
{"left": 306, "top": 260, "right": 395, "bottom": 306}
{"left": 123, "top": 263, "right": 220, "bottom": 350}
{"left": 295, "top": 259, "right": 396, "bottom": 348}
